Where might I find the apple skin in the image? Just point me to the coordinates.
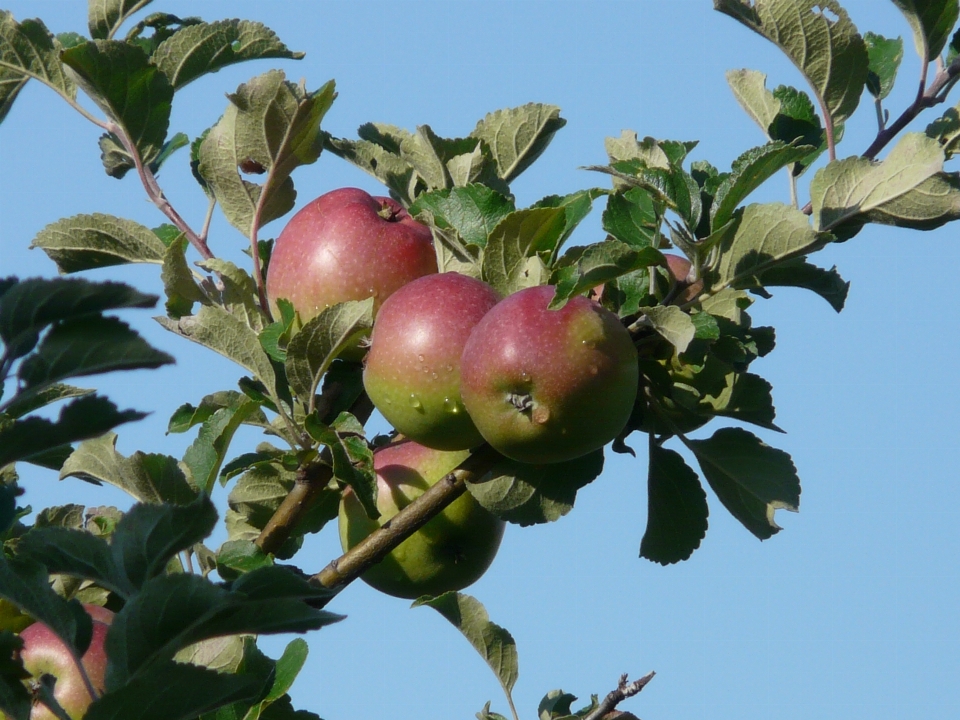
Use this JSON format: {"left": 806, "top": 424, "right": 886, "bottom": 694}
{"left": 663, "top": 253, "right": 704, "bottom": 305}
{"left": 460, "top": 285, "right": 639, "bottom": 464}
{"left": 339, "top": 440, "right": 505, "bottom": 599}
{"left": 266, "top": 187, "right": 438, "bottom": 322}
{"left": 363, "top": 273, "right": 501, "bottom": 451}
{"left": 16, "top": 604, "right": 113, "bottom": 720}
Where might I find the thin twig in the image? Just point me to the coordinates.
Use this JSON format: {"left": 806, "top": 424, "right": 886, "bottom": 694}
{"left": 581, "top": 672, "right": 656, "bottom": 720}
{"left": 310, "top": 444, "right": 500, "bottom": 591}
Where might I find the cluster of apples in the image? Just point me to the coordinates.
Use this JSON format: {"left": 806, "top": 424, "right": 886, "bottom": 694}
{"left": 266, "top": 188, "right": 640, "bottom": 598}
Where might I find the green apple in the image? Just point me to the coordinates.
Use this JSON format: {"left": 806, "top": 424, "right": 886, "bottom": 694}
{"left": 339, "top": 440, "right": 505, "bottom": 599}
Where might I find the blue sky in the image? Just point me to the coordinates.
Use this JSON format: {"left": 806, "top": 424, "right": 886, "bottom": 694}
{"left": 2, "top": 1, "right": 959, "bottom": 718}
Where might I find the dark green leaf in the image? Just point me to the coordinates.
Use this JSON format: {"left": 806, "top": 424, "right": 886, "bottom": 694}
{"left": 304, "top": 414, "right": 376, "bottom": 520}
{"left": 864, "top": 32, "right": 904, "bottom": 100}
{"left": 16, "top": 527, "right": 131, "bottom": 597}
{"left": 216, "top": 539, "right": 273, "bottom": 580}
{"left": 152, "top": 19, "right": 303, "bottom": 90}
{"left": 892, "top": 0, "right": 959, "bottom": 61}
{"left": 749, "top": 256, "right": 849, "bottom": 312}
{"left": 149, "top": 131, "right": 189, "bottom": 173}
{"left": 0, "top": 383, "right": 92, "bottom": 420}
{"left": 641, "top": 442, "right": 708, "bottom": 565}
{"left": 713, "top": 371, "right": 781, "bottom": 431}
{"left": 602, "top": 187, "right": 659, "bottom": 248}
{"left": 182, "top": 396, "right": 264, "bottom": 493}
{"left": 687, "top": 427, "right": 800, "bottom": 540}
{"left": 467, "top": 451, "right": 603, "bottom": 525}
{"left": 0, "top": 396, "right": 144, "bottom": 468}
{"left": 0, "top": 12, "right": 76, "bottom": 103}
{"left": 410, "top": 184, "right": 515, "bottom": 248}
{"left": 550, "top": 241, "right": 662, "bottom": 309}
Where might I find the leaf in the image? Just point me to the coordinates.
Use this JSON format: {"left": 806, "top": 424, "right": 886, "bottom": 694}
{"left": 811, "top": 133, "right": 945, "bottom": 232}
{"left": 109, "top": 495, "right": 217, "bottom": 591}
{"left": 61, "top": 40, "right": 173, "bottom": 169}
{"left": 60, "top": 432, "right": 198, "bottom": 505}
{"left": 470, "top": 103, "right": 566, "bottom": 183}
{"left": 641, "top": 442, "right": 708, "bottom": 565}
{"left": 399, "top": 126, "right": 479, "bottom": 191}
{"left": 17, "top": 315, "right": 174, "bottom": 399}
{"left": 639, "top": 305, "right": 697, "bottom": 353}
{"left": 198, "top": 71, "right": 335, "bottom": 236}
{"left": 714, "top": 0, "right": 869, "bottom": 127}
{"left": 152, "top": 19, "right": 303, "bottom": 90}
{"left": 687, "top": 427, "right": 800, "bottom": 540}
{"left": 414, "top": 592, "right": 518, "bottom": 699}
{"left": 926, "top": 104, "right": 960, "bottom": 158}
{"left": 321, "top": 134, "right": 415, "bottom": 205}
{"left": 88, "top": 0, "right": 153, "bottom": 40}
{"left": 160, "top": 240, "right": 208, "bottom": 318}
{"left": 168, "top": 390, "right": 266, "bottom": 435}
{"left": 550, "top": 241, "right": 663, "bottom": 309}
{"left": 304, "top": 414, "right": 376, "bottom": 520}
{"left": 262, "top": 639, "right": 308, "bottom": 704}
{"left": 467, "top": 451, "right": 604, "bottom": 526}
{"left": 726, "top": 69, "right": 781, "bottom": 134}
{"left": 481, "top": 207, "right": 566, "bottom": 295}
{"left": 892, "top": 0, "right": 959, "bottom": 62}
{"left": 0, "top": 382, "right": 92, "bottom": 420}
{"left": 284, "top": 299, "right": 374, "bottom": 402}
{"left": 712, "top": 371, "right": 781, "bottom": 430}
{"left": 0, "top": 556, "right": 93, "bottom": 657}
{"left": 0, "top": 277, "right": 157, "bottom": 361}
{"left": 711, "top": 141, "right": 816, "bottom": 229}
{"left": 85, "top": 661, "right": 265, "bottom": 720}
{"left": 864, "top": 32, "right": 904, "bottom": 100}
{"left": 182, "top": 397, "right": 264, "bottom": 493}
{"left": 750, "top": 256, "right": 849, "bottom": 312}
{"left": 16, "top": 527, "right": 132, "bottom": 597}
{"left": 30, "top": 213, "right": 168, "bottom": 273}
{"left": 0, "top": 12, "right": 76, "bottom": 102}
{"left": 589, "top": 160, "right": 702, "bottom": 231}
{"left": 0, "top": 65, "right": 27, "bottom": 125}
{"left": 0, "top": 396, "right": 145, "bottom": 468}
{"left": 709, "top": 203, "right": 832, "bottom": 292}
{"left": 532, "top": 188, "right": 604, "bottom": 261}
{"left": 858, "top": 171, "right": 960, "bottom": 229}
{"left": 157, "top": 304, "right": 278, "bottom": 395}
{"left": 602, "top": 187, "right": 660, "bottom": 249}
{"left": 216, "top": 540, "right": 273, "bottom": 580}
{"left": 410, "top": 185, "right": 515, "bottom": 248}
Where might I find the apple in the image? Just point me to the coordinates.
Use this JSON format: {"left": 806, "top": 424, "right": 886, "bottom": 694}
{"left": 339, "top": 439, "right": 505, "bottom": 599}
{"left": 266, "top": 187, "right": 438, "bottom": 323}
{"left": 16, "top": 604, "right": 113, "bottom": 720}
{"left": 363, "top": 273, "right": 501, "bottom": 450}
{"left": 663, "top": 253, "right": 703, "bottom": 305}
{"left": 460, "top": 284, "right": 639, "bottom": 464}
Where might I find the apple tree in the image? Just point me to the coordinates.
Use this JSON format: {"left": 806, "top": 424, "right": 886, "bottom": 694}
{"left": 1, "top": 0, "right": 959, "bottom": 717}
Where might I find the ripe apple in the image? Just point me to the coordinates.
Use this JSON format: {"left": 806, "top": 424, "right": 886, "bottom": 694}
{"left": 339, "top": 439, "right": 505, "bottom": 599}
{"left": 460, "top": 285, "right": 639, "bottom": 464}
{"left": 17, "top": 604, "right": 112, "bottom": 720}
{"left": 363, "top": 273, "right": 501, "bottom": 451}
{"left": 663, "top": 253, "right": 704, "bottom": 305}
{"left": 266, "top": 187, "right": 438, "bottom": 322}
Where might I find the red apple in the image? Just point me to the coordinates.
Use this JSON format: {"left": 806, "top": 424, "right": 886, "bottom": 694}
{"left": 363, "top": 273, "right": 501, "bottom": 450}
{"left": 339, "top": 440, "right": 505, "bottom": 599}
{"left": 17, "top": 604, "right": 112, "bottom": 720}
{"left": 266, "top": 187, "right": 438, "bottom": 322}
{"left": 663, "top": 253, "right": 703, "bottom": 305}
{"left": 460, "top": 285, "right": 638, "bottom": 464}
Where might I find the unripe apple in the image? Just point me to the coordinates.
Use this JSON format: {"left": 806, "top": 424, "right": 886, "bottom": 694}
{"left": 460, "top": 285, "right": 639, "bottom": 464}
{"left": 363, "top": 273, "right": 501, "bottom": 450}
{"left": 16, "top": 604, "right": 113, "bottom": 720}
{"left": 266, "top": 187, "right": 438, "bottom": 322}
{"left": 663, "top": 253, "right": 703, "bottom": 305}
{"left": 339, "top": 440, "right": 505, "bottom": 599}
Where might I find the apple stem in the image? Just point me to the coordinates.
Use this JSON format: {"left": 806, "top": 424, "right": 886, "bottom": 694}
{"left": 310, "top": 444, "right": 501, "bottom": 595}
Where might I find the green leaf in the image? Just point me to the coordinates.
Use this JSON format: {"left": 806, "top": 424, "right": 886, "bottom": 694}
{"left": 109, "top": 495, "right": 217, "bottom": 591}
{"left": 708, "top": 203, "right": 832, "bottom": 293}
{"left": 414, "top": 592, "right": 518, "bottom": 701}
{"left": 149, "top": 131, "right": 188, "bottom": 173}
{"left": 182, "top": 397, "right": 264, "bottom": 493}
{"left": 864, "top": 32, "right": 904, "bottom": 100}
{"left": 466, "top": 451, "right": 603, "bottom": 526}
{"left": 168, "top": 390, "right": 267, "bottom": 435}
{"left": 711, "top": 371, "right": 781, "bottom": 431}
{"left": 17, "top": 315, "right": 174, "bottom": 399}
{"left": 284, "top": 299, "right": 374, "bottom": 402}
{"left": 602, "top": 187, "right": 660, "bottom": 249}
{"left": 470, "top": 103, "right": 566, "bottom": 183}
{"left": 88, "top": 0, "right": 153, "bottom": 40}
{"left": 750, "top": 256, "right": 849, "bottom": 312}
{"left": 714, "top": 0, "right": 869, "bottom": 127}
{"left": 160, "top": 240, "right": 208, "bottom": 319}
{"left": 30, "top": 213, "right": 168, "bottom": 273}
{"left": 856, "top": 171, "right": 960, "bottom": 230}
{"left": 60, "top": 432, "right": 198, "bottom": 505}
{"left": 410, "top": 185, "right": 515, "bottom": 248}
{"left": 639, "top": 305, "right": 697, "bottom": 353}
{"left": 0, "top": 383, "right": 92, "bottom": 420}
{"left": 770, "top": 85, "right": 830, "bottom": 174}
{"left": 0, "top": 396, "right": 145, "bottom": 468}
{"left": 481, "top": 207, "right": 565, "bottom": 295}
{"left": 687, "top": 427, "right": 800, "bottom": 540}
{"left": 641, "top": 442, "right": 708, "bottom": 565}
{"left": 85, "top": 661, "right": 266, "bottom": 720}
{"left": 16, "top": 526, "right": 132, "bottom": 597}
{"left": 61, "top": 40, "right": 173, "bottom": 169}
{"left": 157, "top": 304, "right": 278, "bottom": 395}
{"left": 711, "top": 141, "right": 815, "bottom": 229}
{"left": 926, "top": 103, "right": 960, "bottom": 158}
{"left": 0, "top": 12, "right": 76, "bottom": 104}
{"left": 263, "top": 639, "right": 308, "bottom": 704}
{"left": 811, "top": 133, "right": 945, "bottom": 232}
{"left": 532, "top": 188, "right": 604, "bottom": 261}
{"left": 0, "top": 555, "right": 93, "bottom": 657}
{"left": 321, "top": 133, "right": 416, "bottom": 206}
{"left": 216, "top": 539, "right": 273, "bottom": 580}
{"left": 0, "top": 277, "right": 157, "bottom": 362}
{"left": 550, "top": 241, "right": 663, "bottom": 309}
{"left": 589, "top": 160, "right": 702, "bottom": 232}
{"left": 726, "top": 69, "right": 782, "bottom": 134}
{"left": 152, "top": 19, "right": 303, "bottom": 90}
{"left": 198, "top": 71, "right": 335, "bottom": 236}
{"left": 892, "top": 0, "right": 959, "bottom": 61}
{"left": 304, "top": 414, "right": 376, "bottom": 520}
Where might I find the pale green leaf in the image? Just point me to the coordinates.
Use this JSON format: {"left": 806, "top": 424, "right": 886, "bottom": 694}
{"left": 470, "top": 103, "right": 566, "bottom": 183}
{"left": 322, "top": 134, "right": 416, "bottom": 205}
{"left": 160, "top": 240, "right": 209, "bottom": 319}
{"left": 725, "top": 69, "right": 781, "bottom": 134}
{"left": 88, "top": 0, "right": 153, "bottom": 40}
{"left": 481, "top": 207, "right": 569, "bottom": 295}
{"left": 182, "top": 399, "right": 264, "bottom": 493}
{"left": 0, "top": 12, "right": 76, "bottom": 102}
{"left": 858, "top": 171, "right": 960, "bottom": 229}
{"left": 926, "top": 103, "right": 960, "bottom": 158}
{"left": 31, "top": 213, "right": 168, "bottom": 273}
{"left": 639, "top": 305, "right": 697, "bottom": 353}
{"left": 892, "top": 0, "right": 959, "bottom": 61}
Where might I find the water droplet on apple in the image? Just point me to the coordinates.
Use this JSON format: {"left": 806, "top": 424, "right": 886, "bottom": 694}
{"left": 445, "top": 364, "right": 453, "bottom": 372}
{"left": 417, "top": 354, "right": 425, "bottom": 362}
{"left": 409, "top": 394, "right": 423, "bottom": 410}
{"left": 443, "top": 397, "right": 461, "bottom": 414}
{"left": 589, "top": 365, "right": 599, "bottom": 375}
{"left": 431, "top": 372, "right": 438, "bottom": 379}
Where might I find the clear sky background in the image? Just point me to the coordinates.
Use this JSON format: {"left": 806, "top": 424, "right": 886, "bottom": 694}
{"left": 2, "top": 1, "right": 959, "bottom": 718}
